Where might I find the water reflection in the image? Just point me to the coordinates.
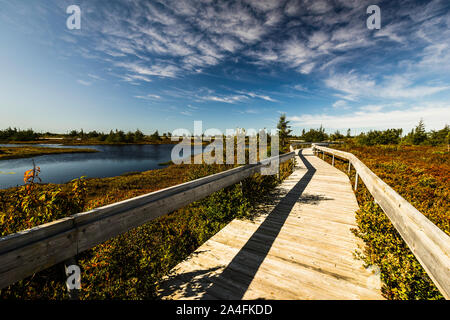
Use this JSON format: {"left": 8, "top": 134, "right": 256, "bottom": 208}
{"left": 0, "top": 144, "right": 192, "bottom": 189}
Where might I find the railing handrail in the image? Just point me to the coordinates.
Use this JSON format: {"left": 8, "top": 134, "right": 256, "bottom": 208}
{"left": 312, "top": 144, "right": 450, "bottom": 299}
{"left": 0, "top": 151, "right": 296, "bottom": 290}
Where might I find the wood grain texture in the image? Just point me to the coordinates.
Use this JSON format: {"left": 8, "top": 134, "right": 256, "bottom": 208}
{"left": 158, "top": 149, "right": 384, "bottom": 300}
{"left": 313, "top": 145, "right": 450, "bottom": 299}
{"left": 0, "top": 152, "right": 295, "bottom": 289}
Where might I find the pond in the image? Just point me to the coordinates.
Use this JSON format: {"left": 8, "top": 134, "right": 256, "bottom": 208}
{"left": 0, "top": 144, "right": 197, "bottom": 189}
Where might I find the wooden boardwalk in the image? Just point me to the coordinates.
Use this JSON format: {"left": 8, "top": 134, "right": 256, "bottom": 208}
{"left": 158, "top": 148, "right": 383, "bottom": 300}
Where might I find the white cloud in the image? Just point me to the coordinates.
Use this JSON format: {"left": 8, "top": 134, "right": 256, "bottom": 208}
{"left": 293, "top": 84, "right": 308, "bottom": 91}
{"left": 308, "top": 31, "right": 329, "bottom": 49}
{"left": 289, "top": 103, "right": 450, "bottom": 131}
{"left": 87, "top": 74, "right": 103, "bottom": 81}
{"left": 280, "top": 39, "right": 313, "bottom": 68}
{"left": 134, "top": 94, "right": 161, "bottom": 100}
{"left": 332, "top": 100, "right": 350, "bottom": 109}
{"left": 180, "top": 110, "right": 193, "bottom": 116}
{"left": 122, "top": 74, "right": 152, "bottom": 83}
{"left": 358, "top": 104, "right": 384, "bottom": 112}
{"left": 374, "top": 23, "right": 406, "bottom": 43}
{"left": 237, "top": 91, "right": 278, "bottom": 102}
{"left": 284, "top": 0, "right": 301, "bottom": 16}
{"left": 325, "top": 72, "right": 449, "bottom": 101}
{"left": 116, "top": 62, "right": 180, "bottom": 78}
{"left": 298, "top": 62, "right": 315, "bottom": 74}
{"left": 201, "top": 95, "right": 248, "bottom": 104}
{"left": 77, "top": 80, "right": 92, "bottom": 86}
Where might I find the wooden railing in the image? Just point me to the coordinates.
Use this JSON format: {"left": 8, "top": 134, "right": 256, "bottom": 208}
{"left": 0, "top": 151, "right": 296, "bottom": 290}
{"left": 312, "top": 145, "right": 450, "bottom": 299}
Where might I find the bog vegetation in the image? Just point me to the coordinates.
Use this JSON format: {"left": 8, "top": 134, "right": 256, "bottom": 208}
{"left": 295, "top": 120, "right": 449, "bottom": 147}
{"left": 0, "top": 117, "right": 448, "bottom": 299}
{"left": 294, "top": 119, "right": 448, "bottom": 299}
{"left": 0, "top": 149, "right": 293, "bottom": 299}
{"left": 320, "top": 143, "right": 449, "bottom": 300}
{"left": 0, "top": 146, "right": 97, "bottom": 160}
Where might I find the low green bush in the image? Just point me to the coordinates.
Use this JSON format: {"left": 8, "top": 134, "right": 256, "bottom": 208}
{"left": 0, "top": 160, "right": 293, "bottom": 299}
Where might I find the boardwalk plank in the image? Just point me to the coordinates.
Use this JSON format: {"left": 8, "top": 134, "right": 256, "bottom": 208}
{"left": 158, "top": 148, "right": 383, "bottom": 300}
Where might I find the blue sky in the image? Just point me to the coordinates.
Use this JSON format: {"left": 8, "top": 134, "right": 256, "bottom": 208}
{"left": 0, "top": 0, "right": 449, "bottom": 135}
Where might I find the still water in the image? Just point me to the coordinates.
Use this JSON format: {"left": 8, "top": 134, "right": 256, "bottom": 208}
{"left": 0, "top": 144, "right": 193, "bottom": 189}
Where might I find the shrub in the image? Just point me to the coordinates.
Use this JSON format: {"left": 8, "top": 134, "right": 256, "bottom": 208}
{"left": 0, "top": 159, "right": 293, "bottom": 299}
{"left": 322, "top": 144, "right": 448, "bottom": 299}
{"left": 356, "top": 129, "right": 402, "bottom": 146}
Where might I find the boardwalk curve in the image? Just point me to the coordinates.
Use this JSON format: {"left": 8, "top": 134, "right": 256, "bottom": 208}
{"left": 158, "top": 148, "right": 384, "bottom": 300}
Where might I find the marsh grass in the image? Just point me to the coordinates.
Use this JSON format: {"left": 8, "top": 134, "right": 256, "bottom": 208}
{"left": 0, "top": 146, "right": 97, "bottom": 160}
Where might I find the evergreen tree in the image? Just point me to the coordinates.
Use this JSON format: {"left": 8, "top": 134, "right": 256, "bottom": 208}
{"left": 134, "top": 129, "right": 145, "bottom": 142}
{"left": 150, "top": 130, "right": 161, "bottom": 141}
{"left": 277, "top": 114, "right": 292, "bottom": 152}
{"left": 412, "top": 119, "right": 427, "bottom": 145}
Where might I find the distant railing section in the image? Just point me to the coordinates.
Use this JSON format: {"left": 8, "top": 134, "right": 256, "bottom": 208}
{"left": 0, "top": 150, "right": 297, "bottom": 291}
{"left": 312, "top": 144, "right": 450, "bottom": 299}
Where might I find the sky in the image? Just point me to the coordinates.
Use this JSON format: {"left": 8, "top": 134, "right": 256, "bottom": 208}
{"left": 0, "top": 0, "right": 449, "bottom": 136}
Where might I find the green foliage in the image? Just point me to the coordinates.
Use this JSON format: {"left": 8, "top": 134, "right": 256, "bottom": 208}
{"left": 403, "top": 122, "right": 449, "bottom": 146}
{"left": 324, "top": 144, "right": 448, "bottom": 300}
{"left": 0, "top": 146, "right": 96, "bottom": 160}
{"left": 424, "top": 125, "right": 449, "bottom": 146}
{"left": 149, "top": 130, "right": 161, "bottom": 142}
{"left": 352, "top": 198, "right": 442, "bottom": 300}
{"left": 277, "top": 114, "right": 292, "bottom": 152}
{"left": 300, "top": 125, "right": 328, "bottom": 142}
{"left": 330, "top": 130, "right": 345, "bottom": 141}
{"left": 0, "top": 127, "right": 38, "bottom": 141}
{"left": 102, "top": 129, "right": 146, "bottom": 143}
{"left": 356, "top": 129, "right": 403, "bottom": 146}
{"left": 0, "top": 178, "right": 87, "bottom": 237}
{"left": 0, "top": 159, "right": 293, "bottom": 299}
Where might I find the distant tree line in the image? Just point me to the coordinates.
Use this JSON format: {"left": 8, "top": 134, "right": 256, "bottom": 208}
{"left": 0, "top": 128, "right": 39, "bottom": 141}
{"left": 293, "top": 120, "right": 449, "bottom": 146}
{"left": 2, "top": 120, "right": 449, "bottom": 147}
{"left": 0, "top": 127, "right": 174, "bottom": 143}
{"left": 67, "top": 129, "right": 171, "bottom": 143}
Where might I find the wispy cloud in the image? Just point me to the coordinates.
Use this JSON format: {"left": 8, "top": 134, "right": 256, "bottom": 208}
{"left": 77, "top": 79, "right": 92, "bottom": 86}
{"left": 201, "top": 95, "right": 248, "bottom": 104}
{"left": 332, "top": 100, "right": 350, "bottom": 109}
{"left": 87, "top": 74, "right": 104, "bottom": 81}
{"left": 237, "top": 90, "right": 278, "bottom": 102}
{"left": 134, "top": 94, "right": 162, "bottom": 100}
{"left": 325, "top": 72, "right": 450, "bottom": 101}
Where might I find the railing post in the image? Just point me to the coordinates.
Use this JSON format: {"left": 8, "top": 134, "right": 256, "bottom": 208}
{"left": 348, "top": 161, "right": 351, "bottom": 174}
{"left": 322, "top": 151, "right": 325, "bottom": 160}
{"left": 332, "top": 155, "right": 335, "bottom": 166}
{"left": 354, "top": 172, "right": 358, "bottom": 190}
{"left": 64, "top": 256, "right": 81, "bottom": 300}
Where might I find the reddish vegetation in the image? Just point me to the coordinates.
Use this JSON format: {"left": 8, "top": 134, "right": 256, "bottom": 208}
{"left": 324, "top": 144, "right": 448, "bottom": 299}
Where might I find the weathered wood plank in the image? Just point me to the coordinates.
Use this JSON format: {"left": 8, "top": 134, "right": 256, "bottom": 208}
{"left": 0, "top": 152, "right": 295, "bottom": 290}
{"left": 313, "top": 145, "right": 450, "bottom": 299}
{"left": 158, "top": 149, "right": 383, "bottom": 300}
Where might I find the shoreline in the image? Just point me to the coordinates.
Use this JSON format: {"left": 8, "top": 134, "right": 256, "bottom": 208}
{"left": 0, "top": 139, "right": 210, "bottom": 146}
{"left": 0, "top": 146, "right": 98, "bottom": 161}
